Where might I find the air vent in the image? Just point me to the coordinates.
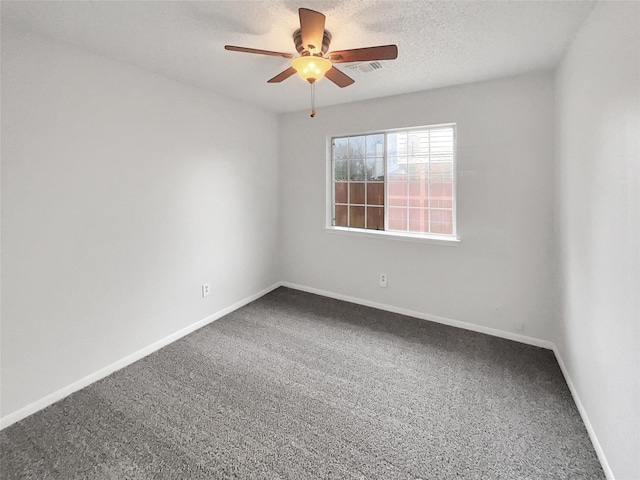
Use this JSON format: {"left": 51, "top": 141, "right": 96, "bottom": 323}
{"left": 346, "top": 62, "right": 384, "bottom": 74}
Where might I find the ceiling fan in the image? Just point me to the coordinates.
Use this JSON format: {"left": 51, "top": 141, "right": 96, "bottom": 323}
{"left": 225, "top": 7, "right": 398, "bottom": 116}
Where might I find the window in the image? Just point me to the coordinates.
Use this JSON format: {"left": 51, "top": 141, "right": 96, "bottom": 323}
{"left": 331, "top": 124, "right": 457, "bottom": 239}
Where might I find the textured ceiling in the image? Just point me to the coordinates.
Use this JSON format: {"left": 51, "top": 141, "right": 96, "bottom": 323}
{"left": 2, "top": 0, "right": 595, "bottom": 114}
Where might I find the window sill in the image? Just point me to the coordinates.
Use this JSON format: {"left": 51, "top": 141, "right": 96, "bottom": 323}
{"left": 323, "top": 226, "right": 461, "bottom": 246}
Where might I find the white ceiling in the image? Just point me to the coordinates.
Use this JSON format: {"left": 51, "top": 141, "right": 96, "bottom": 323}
{"left": 2, "top": 0, "right": 595, "bottom": 114}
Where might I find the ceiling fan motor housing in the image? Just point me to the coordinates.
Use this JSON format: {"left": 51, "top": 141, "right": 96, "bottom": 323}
{"left": 225, "top": 7, "right": 397, "bottom": 92}
{"left": 293, "top": 28, "right": 331, "bottom": 56}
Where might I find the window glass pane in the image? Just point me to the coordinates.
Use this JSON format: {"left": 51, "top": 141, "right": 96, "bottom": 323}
{"left": 334, "top": 159, "right": 347, "bottom": 181}
{"left": 349, "top": 206, "right": 365, "bottom": 228}
{"left": 367, "top": 183, "right": 384, "bottom": 206}
{"left": 366, "top": 158, "right": 384, "bottom": 180}
{"left": 349, "top": 183, "right": 365, "bottom": 205}
{"left": 334, "top": 182, "right": 348, "bottom": 204}
{"left": 409, "top": 208, "right": 429, "bottom": 233}
{"left": 408, "top": 161, "right": 428, "bottom": 181}
{"left": 367, "top": 206, "right": 384, "bottom": 230}
{"left": 429, "top": 181, "right": 452, "bottom": 208}
{"left": 333, "top": 138, "right": 348, "bottom": 160}
{"left": 429, "top": 161, "right": 453, "bottom": 209}
{"left": 348, "top": 136, "right": 365, "bottom": 159}
{"left": 387, "top": 132, "right": 407, "bottom": 157}
{"left": 331, "top": 125, "right": 455, "bottom": 238}
{"left": 366, "top": 134, "right": 384, "bottom": 157}
{"left": 430, "top": 129, "right": 454, "bottom": 155}
{"left": 386, "top": 133, "right": 398, "bottom": 157}
{"left": 430, "top": 209, "right": 453, "bottom": 234}
{"left": 388, "top": 182, "right": 407, "bottom": 206}
{"left": 334, "top": 205, "right": 348, "bottom": 226}
{"left": 408, "top": 131, "right": 429, "bottom": 157}
{"left": 388, "top": 207, "right": 407, "bottom": 231}
{"left": 388, "top": 156, "right": 406, "bottom": 182}
{"left": 430, "top": 162, "right": 452, "bottom": 180}
{"left": 409, "top": 181, "right": 427, "bottom": 207}
{"left": 349, "top": 159, "right": 365, "bottom": 180}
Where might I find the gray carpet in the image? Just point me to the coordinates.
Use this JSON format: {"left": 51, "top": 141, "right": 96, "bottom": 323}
{"left": 0, "top": 287, "right": 604, "bottom": 479}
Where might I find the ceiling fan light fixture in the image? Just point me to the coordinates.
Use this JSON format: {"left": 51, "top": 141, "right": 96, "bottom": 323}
{"left": 291, "top": 56, "right": 332, "bottom": 83}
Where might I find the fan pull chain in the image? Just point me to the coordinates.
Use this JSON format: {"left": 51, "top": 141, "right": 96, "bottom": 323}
{"left": 310, "top": 82, "right": 317, "bottom": 118}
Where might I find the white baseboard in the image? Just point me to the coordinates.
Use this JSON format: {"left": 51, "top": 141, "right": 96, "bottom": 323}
{"left": 0, "top": 282, "right": 281, "bottom": 431}
{"left": 1, "top": 280, "right": 614, "bottom": 480}
{"left": 279, "top": 281, "right": 613, "bottom": 479}
{"left": 279, "top": 281, "right": 555, "bottom": 350}
{"left": 552, "top": 346, "right": 615, "bottom": 480}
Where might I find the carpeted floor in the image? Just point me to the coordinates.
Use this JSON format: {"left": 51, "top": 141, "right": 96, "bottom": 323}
{"left": 0, "top": 287, "right": 604, "bottom": 479}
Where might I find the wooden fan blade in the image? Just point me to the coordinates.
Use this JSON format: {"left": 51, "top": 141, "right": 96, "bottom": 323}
{"left": 299, "top": 8, "right": 326, "bottom": 54}
{"left": 325, "top": 66, "right": 355, "bottom": 88}
{"left": 225, "top": 45, "right": 294, "bottom": 59}
{"left": 328, "top": 45, "right": 398, "bottom": 63}
{"left": 267, "top": 67, "right": 297, "bottom": 83}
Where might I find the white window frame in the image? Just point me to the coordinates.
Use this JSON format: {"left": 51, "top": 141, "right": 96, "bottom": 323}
{"left": 325, "top": 123, "right": 460, "bottom": 245}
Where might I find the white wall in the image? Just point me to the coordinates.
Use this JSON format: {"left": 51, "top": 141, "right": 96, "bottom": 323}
{"left": 1, "top": 26, "right": 280, "bottom": 417}
{"left": 3, "top": 6, "right": 637, "bottom": 477}
{"left": 555, "top": 2, "right": 640, "bottom": 478}
{"left": 279, "top": 72, "right": 557, "bottom": 342}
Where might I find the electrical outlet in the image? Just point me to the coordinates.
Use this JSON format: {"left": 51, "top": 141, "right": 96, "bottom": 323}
{"left": 379, "top": 273, "right": 387, "bottom": 288}
{"left": 202, "top": 284, "right": 210, "bottom": 298}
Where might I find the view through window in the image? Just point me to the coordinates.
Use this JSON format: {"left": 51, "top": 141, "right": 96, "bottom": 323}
{"left": 331, "top": 125, "right": 456, "bottom": 237}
